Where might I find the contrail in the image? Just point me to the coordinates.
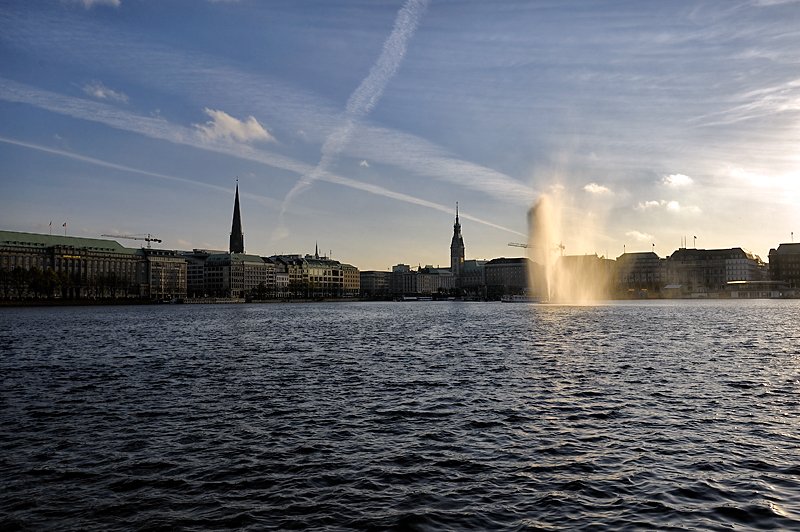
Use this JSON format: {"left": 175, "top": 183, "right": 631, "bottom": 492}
{"left": 0, "top": 133, "right": 525, "bottom": 237}
{"left": 279, "top": 0, "right": 430, "bottom": 221}
{"left": 0, "top": 135, "right": 279, "bottom": 207}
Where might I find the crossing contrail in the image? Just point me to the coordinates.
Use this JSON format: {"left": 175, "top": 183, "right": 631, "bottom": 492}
{"left": 279, "top": 0, "right": 430, "bottom": 225}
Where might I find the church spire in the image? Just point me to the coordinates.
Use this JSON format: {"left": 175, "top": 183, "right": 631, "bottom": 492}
{"left": 229, "top": 179, "right": 244, "bottom": 254}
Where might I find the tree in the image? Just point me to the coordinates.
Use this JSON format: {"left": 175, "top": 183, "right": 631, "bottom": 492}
{"left": 11, "top": 266, "right": 29, "bottom": 299}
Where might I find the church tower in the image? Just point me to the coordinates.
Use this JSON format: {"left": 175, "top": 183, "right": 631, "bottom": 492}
{"left": 450, "top": 202, "right": 465, "bottom": 279}
{"left": 229, "top": 181, "right": 244, "bottom": 254}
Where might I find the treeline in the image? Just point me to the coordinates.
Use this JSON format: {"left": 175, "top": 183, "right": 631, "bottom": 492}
{"left": 0, "top": 266, "right": 139, "bottom": 300}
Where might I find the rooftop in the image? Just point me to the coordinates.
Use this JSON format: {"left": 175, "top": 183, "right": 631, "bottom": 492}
{"left": 0, "top": 230, "right": 138, "bottom": 255}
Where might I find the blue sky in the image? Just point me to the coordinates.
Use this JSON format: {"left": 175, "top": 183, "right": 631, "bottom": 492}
{"left": 1, "top": 0, "right": 798, "bottom": 270}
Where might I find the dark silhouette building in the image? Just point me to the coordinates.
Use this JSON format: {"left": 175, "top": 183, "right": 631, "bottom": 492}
{"left": 769, "top": 243, "right": 800, "bottom": 289}
{"left": 229, "top": 182, "right": 245, "bottom": 254}
{"left": 450, "top": 203, "right": 465, "bottom": 280}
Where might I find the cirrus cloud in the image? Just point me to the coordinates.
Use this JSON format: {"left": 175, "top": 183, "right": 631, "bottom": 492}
{"left": 194, "top": 108, "right": 274, "bottom": 144}
{"left": 83, "top": 81, "right": 128, "bottom": 103}
{"left": 71, "top": 0, "right": 121, "bottom": 8}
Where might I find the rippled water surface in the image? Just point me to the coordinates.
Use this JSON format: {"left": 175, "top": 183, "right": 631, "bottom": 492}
{"left": 2, "top": 300, "right": 799, "bottom": 530}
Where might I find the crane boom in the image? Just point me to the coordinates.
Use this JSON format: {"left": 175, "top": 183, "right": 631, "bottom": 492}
{"left": 101, "top": 233, "right": 162, "bottom": 249}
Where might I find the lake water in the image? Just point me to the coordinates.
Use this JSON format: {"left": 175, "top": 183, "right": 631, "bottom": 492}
{"left": 1, "top": 300, "right": 799, "bottom": 530}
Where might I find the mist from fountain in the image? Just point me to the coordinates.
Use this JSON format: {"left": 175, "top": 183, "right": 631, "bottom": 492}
{"left": 526, "top": 192, "right": 611, "bottom": 304}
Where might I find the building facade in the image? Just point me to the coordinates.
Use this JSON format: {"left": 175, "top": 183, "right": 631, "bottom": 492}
{"left": 360, "top": 270, "right": 391, "bottom": 298}
{"left": 0, "top": 230, "right": 187, "bottom": 300}
{"left": 484, "top": 257, "right": 531, "bottom": 299}
{"left": 769, "top": 243, "right": 800, "bottom": 290}
{"left": 615, "top": 251, "right": 665, "bottom": 296}
{"left": 666, "top": 247, "right": 765, "bottom": 297}
{"left": 144, "top": 249, "right": 188, "bottom": 300}
{"left": 450, "top": 203, "right": 465, "bottom": 282}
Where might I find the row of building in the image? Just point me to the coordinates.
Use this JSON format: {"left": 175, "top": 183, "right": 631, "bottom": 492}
{"left": 0, "top": 185, "right": 360, "bottom": 301}
{"left": 565, "top": 246, "right": 798, "bottom": 299}
{"left": 1, "top": 184, "right": 798, "bottom": 301}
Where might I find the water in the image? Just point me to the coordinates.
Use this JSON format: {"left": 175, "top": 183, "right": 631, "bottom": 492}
{"left": 1, "top": 300, "right": 799, "bottom": 530}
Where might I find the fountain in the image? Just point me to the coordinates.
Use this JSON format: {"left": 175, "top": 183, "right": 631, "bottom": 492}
{"left": 527, "top": 192, "right": 610, "bottom": 303}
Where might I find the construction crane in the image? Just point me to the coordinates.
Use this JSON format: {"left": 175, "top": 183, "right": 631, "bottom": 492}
{"left": 101, "top": 233, "right": 162, "bottom": 249}
{"left": 508, "top": 241, "right": 566, "bottom": 256}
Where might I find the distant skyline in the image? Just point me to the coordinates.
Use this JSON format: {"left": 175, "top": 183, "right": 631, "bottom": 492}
{"left": 1, "top": 1, "right": 798, "bottom": 270}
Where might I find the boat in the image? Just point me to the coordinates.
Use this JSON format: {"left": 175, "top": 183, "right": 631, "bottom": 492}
{"left": 501, "top": 294, "right": 541, "bottom": 303}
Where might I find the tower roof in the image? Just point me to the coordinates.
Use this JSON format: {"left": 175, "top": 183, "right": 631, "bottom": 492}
{"left": 229, "top": 181, "right": 244, "bottom": 253}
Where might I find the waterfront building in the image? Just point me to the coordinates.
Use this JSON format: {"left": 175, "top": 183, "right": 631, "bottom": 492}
{"left": 727, "top": 280, "right": 789, "bottom": 299}
{"left": 143, "top": 248, "right": 188, "bottom": 300}
{"left": 768, "top": 243, "right": 800, "bottom": 290}
{"left": 304, "top": 254, "right": 342, "bottom": 297}
{"left": 182, "top": 249, "right": 212, "bottom": 297}
{"left": 341, "top": 263, "right": 360, "bottom": 297}
{"left": 360, "top": 270, "right": 391, "bottom": 297}
{"left": 272, "top": 259, "right": 290, "bottom": 298}
{"left": 269, "top": 249, "right": 359, "bottom": 298}
{"left": 484, "top": 257, "right": 531, "bottom": 299}
{"left": 450, "top": 203, "right": 465, "bottom": 282}
{"left": 193, "top": 184, "right": 255, "bottom": 298}
{"left": 460, "top": 259, "right": 486, "bottom": 296}
{"left": 417, "top": 266, "right": 455, "bottom": 294}
{"left": 204, "top": 252, "right": 270, "bottom": 298}
{"left": 388, "top": 264, "right": 455, "bottom": 296}
{"left": 615, "top": 251, "right": 665, "bottom": 296}
{"left": 390, "top": 264, "right": 411, "bottom": 296}
{"left": 0, "top": 230, "right": 188, "bottom": 300}
{"left": 666, "top": 247, "right": 765, "bottom": 297}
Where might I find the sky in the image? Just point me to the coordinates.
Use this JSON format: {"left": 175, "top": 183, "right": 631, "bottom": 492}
{"left": 1, "top": 0, "right": 798, "bottom": 270}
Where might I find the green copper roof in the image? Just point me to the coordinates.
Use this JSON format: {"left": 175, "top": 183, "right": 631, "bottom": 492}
{"left": 0, "top": 230, "right": 139, "bottom": 255}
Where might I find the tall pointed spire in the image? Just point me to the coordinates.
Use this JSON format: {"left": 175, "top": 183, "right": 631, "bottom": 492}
{"left": 450, "top": 201, "right": 465, "bottom": 279}
{"left": 229, "top": 179, "right": 244, "bottom": 254}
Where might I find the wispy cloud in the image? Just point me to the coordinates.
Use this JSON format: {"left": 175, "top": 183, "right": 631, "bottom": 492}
{"left": 71, "top": 0, "right": 121, "bottom": 8}
{"left": 692, "top": 78, "right": 800, "bottom": 127}
{"left": 0, "top": 79, "right": 524, "bottom": 237}
{"left": 82, "top": 81, "right": 128, "bottom": 103}
{"left": 348, "top": 124, "right": 537, "bottom": 204}
{"left": 662, "top": 173, "right": 694, "bottom": 187}
{"left": 194, "top": 108, "right": 275, "bottom": 144}
{"left": 0, "top": 135, "right": 232, "bottom": 195}
{"left": 1, "top": 8, "right": 535, "bottom": 209}
{"left": 584, "top": 182, "right": 612, "bottom": 195}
